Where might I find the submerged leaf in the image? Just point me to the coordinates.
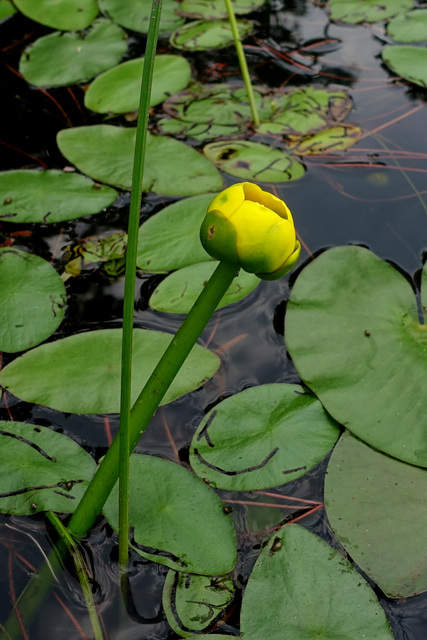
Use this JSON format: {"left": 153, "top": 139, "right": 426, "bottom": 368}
{"left": 0, "top": 329, "right": 220, "bottom": 414}
{"left": 104, "top": 454, "right": 237, "bottom": 575}
{"left": 0, "top": 421, "right": 96, "bottom": 515}
{"left": 0, "top": 248, "right": 66, "bottom": 353}
{"left": 177, "top": 0, "right": 266, "bottom": 19}
{"left": 325, "top": 431, "right": 427, "bottom": 598}
{"left": 286, "top": 246, "right": 427, "bottom": 467}
{"left": 170, "top": 18, "right": 252, "bottom": 51}
{"left": 287, "top": 125, "right": 361, "bottom": 155}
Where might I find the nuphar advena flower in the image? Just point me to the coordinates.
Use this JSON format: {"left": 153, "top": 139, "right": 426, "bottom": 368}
{"left": 200, "top": 182, "right": 301, "bottom": 280}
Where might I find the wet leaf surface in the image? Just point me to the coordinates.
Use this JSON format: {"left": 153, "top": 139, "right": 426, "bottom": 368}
{"left": 329, "top": 0, "right": 413, "bottom": 24}
{"left": 13, "top": 0, "right": 98, "bottom": 30}
{"left": 98, "top": 0, "right": 185, "bottom": 34}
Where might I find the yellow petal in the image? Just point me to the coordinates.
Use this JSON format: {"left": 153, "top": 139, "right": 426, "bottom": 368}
{"left": 242, "top": 182, "right": 291, "bottom": 220}
{"left": 207, "top": 183, "right": 245, "bottom": 218}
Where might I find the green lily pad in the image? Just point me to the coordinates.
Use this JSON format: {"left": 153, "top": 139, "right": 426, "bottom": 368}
{"left": 0, "top": 421, "right": 96, "bottom": 515}
{"left": 240, "top": 524, "right": 394, "bottom": 639}
{"left": 98, "top": 0, "right": 185, "bottom": 34}
{"left": 0, "top": 329, "right": 220, "bottom": 414}
{"left": 256, "top": 86, "right": 353, "bottom": 137}
{"left": 203, "top": 140, "right": 305, "bottom": 182}
{"left": 149, "top": 261, "right": 259, "bottom": 314}
{"left": 382, "top": 45, "right": 427, "bottom": 88}
{"left": 13, "top": 0, "right": 98, "bottom": 30}
{"left": 387, "top": 9, "right": 427, "bottom": 42}
{"left": 19, "top": 19, "right": 127, "bottom": 88}
{"left": 0, "top": 170, "right": 117, "bottom": 224}
{"left": 189, "top": 384, "right": 340, "bottom": 491}
{"left": 162, "top": 570, "right": 235, "bottom": 636}
{"left": 137, "top": 194, "right": 213, "bottom": 272}
{"left": 287, "top": 125, "right": 361, "bottom": 155}
{"left": 103, "top": 454, "right": 237, "bottom": 575}
{"left": 84, "top": 55, "right": 191, "bottom": 114}
{"left": 177, "top": 0, "right": 266, "bottom": 19}
{"left": 285, "top": 246, "right": 427, "bottom": 467}
{"left": 0, "top": 248, "right": 66, "bottom": 353}
{"left": 170, "top": 18, "right": 253, "bottom": 51}
{"left": 57, "top": 125, "right": 223, "bottom": 195}
{"left": 0, "top": 0, "right": 16, "bottom": 21}
{"left": 329, "top": 0, "right": 414, "bottom": 24}
{"left": 325, "top": 431, "right": 427, "bottom": 598}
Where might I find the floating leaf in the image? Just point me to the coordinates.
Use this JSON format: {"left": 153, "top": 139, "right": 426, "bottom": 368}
{"left": 137, "top": 194, "right": 213, "bottom": 272}
{"left": 203, "top": 140, "right": 305, "bottom": 182}
{"left": 329, "top": 0, "right": 413, "bottom": 24}
{"left": 98, "top": 0, "right": 185, "bottom": 33}
{"left": 0, "top": 170, "right": 117, "bottom": 224}
{"left": 57, "top": 126, "right": 223, "bottom": 195}
{"left": 103, "top": 454, "right": 237, "bottom": 574}
{"left": 0, "top": 248, "right": 66, "bottom": 353}
{"left": 177, "top": 0, "right": 266, "bottom": 19}
{"left": 0, "top": 0, "right": 16, "bottom": 21}
{"left": 19, "top": 19, "right": 127, "bottom": 87}
{"left": 387, "top": 10, "right": 427, "bottom": 43}
{"left": 240, "top": 524, "right": 394, "bottom": 639}
{"left": 0, "top": 421, "right": 96, "bottom": 515}
{"left": 287, "top": 125, "right": 361, "bottom": 155}
{"left": 162, "top": 570, "right": 234, "bottom": 636}
{"left": 285, "top": 246, "right": 427, "bottom": 467}
{"left": 170, "top": 19, "right": 252, "bottom": 51}
{"left": 13, "top": 0, "right": 98, "bottom": 30}
{"left": 325, "top": 431, "right": 427, "bottom": 598}
{"left": 0, "top": 329, "right": 220, "bottom": 414}
{"left": 382, "top": 45, "right": 427, "bottom": 87}
{"left": 149, "top": 261, "right": 259, "bottom": 314}
{"left": 84, "top": 55, "right": 191, "bottom": 114}
{"left": 257, "top": 86, "right": 353, "bottom": 137}
{"left": 189, "top": 384, "right": 339, "bottom": 490}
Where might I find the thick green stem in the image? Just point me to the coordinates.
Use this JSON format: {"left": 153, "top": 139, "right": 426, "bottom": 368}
{"left": 119, "top": 0, "right": 163, "bottom": 570}
{"left": 68, "top": 261, "right": 239, "bottom": 539}
{"left": 224, "top": 0, "right": 260, "bottom": 126}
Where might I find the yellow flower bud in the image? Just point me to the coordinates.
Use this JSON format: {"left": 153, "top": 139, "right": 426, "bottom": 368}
{"left": 200, "top": 182, "right": 301, "bottom": 280}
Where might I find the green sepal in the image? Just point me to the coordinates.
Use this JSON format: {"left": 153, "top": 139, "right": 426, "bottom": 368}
{"left": 200, "top": 209, "right": 239, "bottom": 265}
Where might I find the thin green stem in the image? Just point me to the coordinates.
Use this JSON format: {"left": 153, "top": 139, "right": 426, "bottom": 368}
{"left": 46, "top": 512, "right": 104, "bottom": 640}
{"left": 223, "top": 0, "right": 260, "bottom": 126}
{"left": 119, "top": 0, "right": 163, "bottom": 570}
{"left": 68, "top": 261, "right": 239, "bottom": 539}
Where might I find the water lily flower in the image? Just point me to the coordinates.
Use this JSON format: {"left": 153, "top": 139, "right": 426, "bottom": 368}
{"left": 200, "top": 182, "right": 301, "bottom": 280}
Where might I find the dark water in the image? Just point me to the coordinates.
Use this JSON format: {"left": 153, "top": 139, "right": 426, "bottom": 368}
{"left": 1, "top": 0, "right": 427, "bottom": 638}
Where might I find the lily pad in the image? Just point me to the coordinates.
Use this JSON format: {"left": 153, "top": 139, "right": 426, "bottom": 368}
{"left": 287, "top": 125, "right": 361, "bottom": 155}
{"left": 57, "top": 125, "right": 223, "bottom": 195}
{"left": 177, "top": 0, "right": 266, "bottom": 19}
{"left": 162, "top": 570, "right": 235, "bottom": 635}
{"left": 285, "top": 246, "right": 427, "bottom": 467}
{"left": 149, "top": 261, "right": 259, "bottom": 314}
{"left": 170, "top": 19, "right": 253, "bottom": 51}
{"left": 0, "top": 0, "right": 16, "bottom": 21}
{"left": 387, "top": 10, "right": 427, "bottom": 43}
{"left": 19, "top": 19, "right": 127, "bottom": 88}
{"left": 189, "top": 384, "right": 340, "bottom": 490}
{"left": 0, "top": 329, "right": 220, "bottom": 414}
{"left": 257, "top": 86, "right": 353, "bottom": 137}
{"left": 13, "top": 0, "right": 98, "bottom": 30}
{"left": 103, "top": 454, "right": 237, "bottom": 575}
{"left": 203, "top": 140, "right": 305, "bottom": 182}
{"left": 98, "top": 0, "right": 185, "bottom": 34}
{"left": 325, "top": 431, "right": 427, "bottom": 598}
{"left": 0, "top": 170, "right": 117, "bottom": 224}
{"left": 0, "top": 421, "right": 96, "bottom": 515}
{"left": 382, "top": 45, "right": 427, "bottom": 88}
{"left": 0, "top": 248, "right": 66, "bottom": 353}
{"left": 137, "top": 194, "right": 213, "bottom": 272}
{"left": 329, "top": 0, "right": 414, "bottom": 24}
{"left": 240, "top": 524, "right": 394, "bottom": 639}
{"left": 84, "top": 55, "right": 192, "bottom": 114}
